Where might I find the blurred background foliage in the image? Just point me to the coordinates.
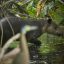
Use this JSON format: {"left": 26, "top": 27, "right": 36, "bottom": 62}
{"left": 0, "top": 0, "right": 64, "bottom": 63}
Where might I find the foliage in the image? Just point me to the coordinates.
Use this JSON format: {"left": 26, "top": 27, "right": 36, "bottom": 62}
{"left": 0, "top": 0, "right": 64, "bottom": 22}
{"left": 0, "top": 0, "right": 64, "bottom": 49}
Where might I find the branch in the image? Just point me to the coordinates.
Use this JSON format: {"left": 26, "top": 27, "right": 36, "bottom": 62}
{"left": 0, "top": 33, "right": 20, "bottom": 60}
{"left": 1, "top": 47, "right": 20, "bottom": 61}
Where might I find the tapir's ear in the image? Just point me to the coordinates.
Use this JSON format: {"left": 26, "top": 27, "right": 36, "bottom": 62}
{"left": 47, "top": 18, "right": 52, "bottom": 24}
